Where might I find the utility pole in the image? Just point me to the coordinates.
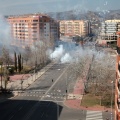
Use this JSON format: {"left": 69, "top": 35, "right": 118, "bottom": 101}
{"left": 111, "top": 81, "right": 113, "bottom": 120}
{"left": 0, "top": 62, "right": 3, "bottom": 90}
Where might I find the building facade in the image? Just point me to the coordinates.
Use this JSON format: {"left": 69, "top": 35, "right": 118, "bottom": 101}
{"left": 59, "top": 20, "right": 90, "bottom": 37}
{"left": 7, "top": 14, "right": 59, "bottom": 48}
{"left": 100, "top": 20, "right": 120, "bottom": 44}
{"left": 115, "top": 31, "right": 120, "bottom": 120}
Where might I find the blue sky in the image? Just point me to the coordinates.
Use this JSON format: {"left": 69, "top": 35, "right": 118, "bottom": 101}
{"left": 0, "top": 0, "right": 120, "bottom": 15}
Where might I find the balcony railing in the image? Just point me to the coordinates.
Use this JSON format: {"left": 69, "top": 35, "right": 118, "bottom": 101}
{"left": 117, "top": 81, "right": 120, "bottom": 94}
{"left": 117, "top": 47, "right": 120, "bottom": 54}
{"left": 117, "top": 99, "right": 120, "bottom": 112}
{"left": 118, "top": 64, "right": 120, "bottom": 72}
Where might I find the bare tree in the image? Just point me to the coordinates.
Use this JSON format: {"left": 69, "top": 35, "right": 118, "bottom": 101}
{"left": 87, "top": 52, "right": 115, "bottom": 106}
{"left": 22, "top": 47, "right": 32, "bottom": 65}
{"left": 66, "top": 52, "right": 93, "bottom": 94}
{"left": 1, "top": 46, "right": 12, "bottom": 89}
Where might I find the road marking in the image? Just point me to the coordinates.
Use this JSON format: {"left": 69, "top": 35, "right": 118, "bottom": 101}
{"left": 86, "top": 111, "right": 103, "bottom": 120}
{"left": 18, "top": 106, "right": 23, "bottom": 111}
{"left": 8, "top": 115, "right": 14, "bottom": 120}
{"left": 41, "top": 100, "right": 63, "bottom": 102}
{"left": 41, "top": 66, "right": 69, "bottom": 100}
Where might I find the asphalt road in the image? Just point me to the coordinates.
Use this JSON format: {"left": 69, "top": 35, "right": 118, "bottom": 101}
{"left": 0, "top": 62, "right": 111, "bottom": 120}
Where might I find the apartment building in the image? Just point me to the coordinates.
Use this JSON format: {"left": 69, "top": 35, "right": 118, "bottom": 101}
{"left": 100, "top": 20, "right": 120, "bottom": 45}
{"left": 7, "top": 14, "right": 59, "bottom": 48}
{"left": 59, "top": 20, "right": 90, "bottom": 37}
{"left": 115, "top": 31, "right": 120, "bottom": 120}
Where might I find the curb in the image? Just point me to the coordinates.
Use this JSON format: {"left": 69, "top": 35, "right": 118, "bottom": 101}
{"left": 63, "top": 99, "right": 82, "bottom": 110}
{"left": 0, "top": 62, "right": 55, "bottom": 102}
{"left": 63, "top": 99, "right": 113, "bottom": 112}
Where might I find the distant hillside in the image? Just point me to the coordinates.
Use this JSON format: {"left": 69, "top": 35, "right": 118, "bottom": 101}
{"left": 47, "top": 9, "right": 120, "bottom": 21}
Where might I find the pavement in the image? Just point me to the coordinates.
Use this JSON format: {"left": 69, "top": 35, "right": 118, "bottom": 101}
{"left": 0, "top": 61, "right": 112, "bottom": 120}
{"left": 63, "top": 56, "right": 113, "bottom": 112}
{"left": 0, "top": 62, "right": 55, "bottom": 100}
{"left": 0, "top": 59, "right": 113, "bottom": 113}
{"left": 0, "top": 63, "right": 86, "bottom": 120}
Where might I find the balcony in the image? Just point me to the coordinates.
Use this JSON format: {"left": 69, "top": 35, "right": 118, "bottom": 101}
{"left": 117, "top": 47, "right": 120, "bottom": 54}
{"left": 118, "top": 64, "right": 120, "bottom": 73}
{"left": 117, "top": 99, "right": 120, "bottom": 112}
{"left": 117, "top": 79, "right": 120, "bottom": 92}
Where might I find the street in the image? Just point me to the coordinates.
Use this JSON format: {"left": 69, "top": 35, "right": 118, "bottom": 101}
{"left": 0, "top": 62, "right": 111, "bottom": 120}
{"left": 0, "top": 63, "right": 86, "bottom": 120}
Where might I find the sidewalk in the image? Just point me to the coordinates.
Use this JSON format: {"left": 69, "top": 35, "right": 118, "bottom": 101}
{"left": 0, "top": 62, "right": 55, "bottom": 99}
{"left": 64, "top": 56, "right": 112, "bottom": 112}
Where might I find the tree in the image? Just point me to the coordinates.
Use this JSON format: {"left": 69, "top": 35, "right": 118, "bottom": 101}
{"left": 86, "top": 52, "right": 115, "bottom": 107}
{"left": 1, "top": 47, "right": 10, "bottom": 66}
{"left": 22, "top": 57, "right": 23, "bottom": 70}
{"left": 22, "top": 47, "right": 31, "bottom": 65}
{"left": 1, "top": 47, "right": 12, "bottom": 89}
{"left": 66, "top": 53, "right": 92, "bottom": 94}
{"left": 18, "top": 54, "right": 22, "bottom": 73}
{"left": 14, "top": 52, "right": 17, "bottom": 72}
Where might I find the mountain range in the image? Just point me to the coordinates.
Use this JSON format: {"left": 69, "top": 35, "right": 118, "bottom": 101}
{"left": 47, "top": 9, "right": 120, "bottom": 21}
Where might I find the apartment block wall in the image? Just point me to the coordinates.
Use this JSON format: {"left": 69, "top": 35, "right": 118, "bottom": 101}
{"left": 59, "top": 20, "right": 90, "bottom": 37}
{"left": 115, "top": 32, "right": 120, "bottom": 120}
{"left": 100, "top": 20, "right": 120, "bottom": 43}
{"left": 7, "top": 14, "right": 59, "bottom": 48}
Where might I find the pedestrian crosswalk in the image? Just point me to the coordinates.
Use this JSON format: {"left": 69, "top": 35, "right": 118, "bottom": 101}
{"left": 18, "top": 91, "right": 66, "bottom": 96}
{"left": 86, "top": 110, "right": 103, "bottom": 120}
{"left": 18, "top": 91, "right": 66, "bottom": 100}
{"left": 22, "top": 90, "right": 66, "bottom": 96}
{"left": 18, "top": 94, "right": 66, "bottom": 99}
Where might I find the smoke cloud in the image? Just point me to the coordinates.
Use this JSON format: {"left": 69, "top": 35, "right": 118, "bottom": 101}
{"left": 49, "top": 41, "right": 96, "bottom": 63}
{"left": 61, "top": 53, "right": 72, "bottom": 63}
{"left": 50, "top": 45, "right": 64, "bottom": 60}
{"left": 0, "top": 16, "right": 11, "bottom": 45}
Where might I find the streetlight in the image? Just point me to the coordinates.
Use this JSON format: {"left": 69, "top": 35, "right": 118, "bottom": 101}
{"left": 0, "top": 61, "right": 3, "bottom": 90}
{"left": 111, "top": 81, "right": 114, "bottom": 120}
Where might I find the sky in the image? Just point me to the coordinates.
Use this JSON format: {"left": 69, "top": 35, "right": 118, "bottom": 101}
{"left": 0, "top": 0, "right": 120, "bottom": 15}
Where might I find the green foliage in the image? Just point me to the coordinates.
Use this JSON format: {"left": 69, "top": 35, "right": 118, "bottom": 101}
{"left": 20, "top": 65, "right": 32, "bottom": 74}
{"left": 7, "top": 66, "right": 15, "bottom": 75}
{"left": 81, "top": 94, "right": 100, "bottom": 107}
{"left": 18, "top": 55, "right": 22, "bottom": 73}
{"left": 101, "top": 92, "right": 114, "bottom": 107}
{"left": 14, "top": 52, "right": 17, "bottom": 72}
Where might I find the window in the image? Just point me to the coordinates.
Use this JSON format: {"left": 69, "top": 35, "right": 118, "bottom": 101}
{"left": 33, "top": 20, "right": 38, "bottom": 22}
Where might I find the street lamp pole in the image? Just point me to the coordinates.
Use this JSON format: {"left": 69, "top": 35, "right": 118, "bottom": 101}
{"left": 111, "top": 81, "right": 113, "bottom": 120}
{"left": 0, "top": 62, "right": 3, "bottom": 90}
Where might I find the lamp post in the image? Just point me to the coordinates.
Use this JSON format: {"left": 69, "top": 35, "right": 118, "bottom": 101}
{"left": 0, "top": 62, "right": 3, "bottom": 90}
{"left": 111, "top": 81, "right": 113, "bottom": 120}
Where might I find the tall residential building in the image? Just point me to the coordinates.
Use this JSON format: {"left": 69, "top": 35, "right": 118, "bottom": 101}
{"left": 115, "top": 31, "right": 120, "bottom": 120}
{"left": 100, "top": 20, "right": 120, "bottom": 44}
{"left": 59, "top": 20, "right": 90, "bottom": 37}
{"left": 7, "top": 14, "right": 59, "bottom": 48}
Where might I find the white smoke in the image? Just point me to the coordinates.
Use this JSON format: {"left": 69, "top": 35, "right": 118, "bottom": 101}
{"left": 50, "top": 45, "right": 64, "bottom": 60}
{"left": 0, "top": 15, "right": 11, "bottom": 45}
{"left": 49, "top": 40, "right": 112, "bottom": 64}
{"left": 61, "top": 53, "right": 73, "bottom": 63}
{"left": 49, "top": 41, "right": 95, "bottom": 63}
